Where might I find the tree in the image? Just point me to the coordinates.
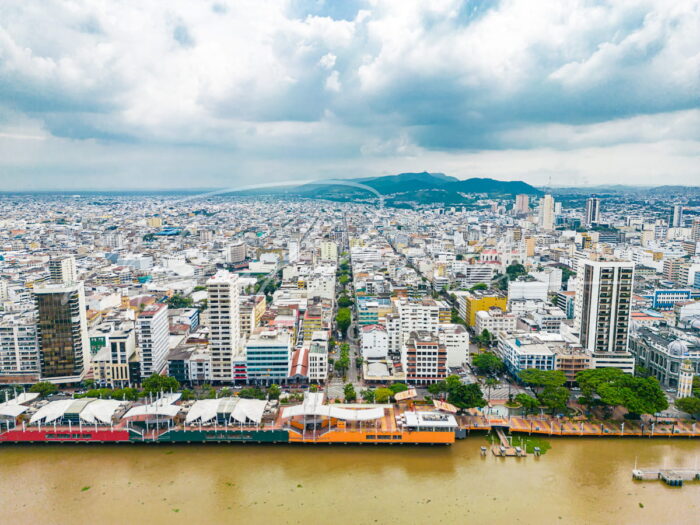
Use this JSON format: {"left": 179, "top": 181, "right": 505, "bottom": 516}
{"left": 179, "top": 389, "right": 195, "bottom": 401}
{"left": 339, "top": 274, "right": 350, "bottom": 286}
{"left": 518, "top": 369, "right": 567, "bottom": 393}
{"left": 575, "top": 368, "right": 668, "bottom": 416}
{"left": 469, "top": 283, "right": 488, "bottom": 292}
{"left": 450, "top": 309, "right": 466, "bottom": 326}
{"left": 142, "top": 374, "right": 180, "bottom": 394}
{"left": 474, "top": 329, "right": 494, "bottom": 348}
{"left": 675, "top": 397, "right": 700, "bottom": 417}
{"left": 361, "top": 389, "right": 375, "bottom": 403}
{"left": 505, "top": 263, "right": 527, "bottom": 280}
{"left": 238, "top": 387, "right": 266, "bottom": 400}
{"left": 374, "top": 387, "right": 393, "bottom": 404}
{"left": 335, "top": 308, "right": 352, "bottom": 338}
{"left": 428, "top": 381, "right": 448, "bottom": 396}
{"left": 515, "top": 393, "right": 540, "bottom": 415}
{"left": 343, "top": 383, "right": 357, "bottom": 403}
{"left": 447, "top": 382, "right": 487, "bottom": 411}
{"left": 267, "top": 384, "right": 281, "bottom": 400}
{"left": 389, "top": 383, "right": 408, "bottom": 395}
{"left": 472, "top": 352, "right": 504, "bottom": 376}
{"left": 538, "top": 385, "right": 570, "bottom": 414}
{"left": 29, "top": 382, "right": 58, "bottom": 397}
{"left": 337, "top": 294, "right": 353, "bottom": 308}
{"left": 167, "top": 294, "right": 193, "bottom": 309}
{"left": 81, "top": 379, "right": 96, "bottom": 389}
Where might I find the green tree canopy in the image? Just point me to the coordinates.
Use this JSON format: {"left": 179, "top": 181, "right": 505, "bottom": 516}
{"left": 238, "top": 387, "right": 266, "bottom": 400}
{"left": 337, "top": 294, "right": 354, "bottom": 308}
{"left": 335, "top": 308, "right": 352, "bottom": 337}
{"left": 343, "top": 383, "right": 357, "bottom": 403}
{"left": 575, "top": 368, "right": 668, "bottom": 416}
{"left": 267, "top": 384, "right": 281, "bottom": 400}
{"left": 361, "top": 389, "right": 375, "bottom": 403}
{"left": 676, "top": 397, "right": 700, "bottom": 417}
{"left": 389, "top": 383, "right": 409, "bottom": 395}
{"left": 29, "top": 382, "right": 58, "bottom": 397}
{"left": 514, "top": 393, "right": 540, "bottom": 414}
{"left": 469, "top": 283, "right": 488, "bottom": 292}
{"left": 167, "top": 294, "right": 193, "bottom": 309}
{"left": 472, "top": 352, "right": 504, "bottom": 376}
{"left": 518, "top": 369, "right": 567, "bottom": 391}
{"left": 538, "top": 385, "right": 570, "bottom": 414}
{"left": 374, "top": 387, "right": 393, "bottom": 404}
{"left": 142, "top": 374, "right": 180, "bottom": 395}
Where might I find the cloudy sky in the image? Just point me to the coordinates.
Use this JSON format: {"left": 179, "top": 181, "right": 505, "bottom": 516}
{"left": 0, "top": 0, "right": 698, "bottom": 190}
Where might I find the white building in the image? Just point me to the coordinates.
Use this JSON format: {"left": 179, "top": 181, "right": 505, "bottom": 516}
{"left": 49, "top": 256, "right": 77, "bottom": 284}
{"left": 0, "top": 313, "right": 39, "bottom": 378}
{"left": 575, "top": 259, "right": 635, "bottom": 373}
{"left": 137, "top": 303, "right": 169, "bottom": 378}
{"left": 361, "top": 324, "right": 389, "bottom": 360}
{"left": 226, "top": 242, "right": 247, "bottom": 264}
{"left": 438, "top": 324, "right": 469, "bottom": 368}
{"left": 508, "top": 279, "right": 549, "bottom": 303}
{"left": 207, "top": 270, "right": 241, "bottom": 382}
{"left": 539, "top": 194, "right": 555, "bottom": 231}
{"left": 475, "top": 308, "right": 517, "bottom": 336}
{"left": 319, "top": 241, "right": 338, "bottom": 262}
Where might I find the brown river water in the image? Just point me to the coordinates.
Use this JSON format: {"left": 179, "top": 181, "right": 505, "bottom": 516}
{"left": 1, "top": 438, "right": 699, "bottom": 525}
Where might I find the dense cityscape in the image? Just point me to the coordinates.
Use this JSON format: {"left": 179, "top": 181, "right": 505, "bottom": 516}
{"left": 2, "top": 0, "right": 699, "bottom": 522}
{"left": 1, "top": 186, "right": 700, "bottom": 450}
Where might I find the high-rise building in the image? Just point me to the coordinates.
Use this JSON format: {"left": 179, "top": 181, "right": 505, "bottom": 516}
{"left": 0, "top": 313, "right": 39, "bottom": 379}
{"left": 319, "top": 241, "right": 338, "bottom": 262}
{"left": 207, "top": 270, "right": 240, "bottom": 382}
{"left": 672, "top": 205, "right": 684, "bottom": 228}
{"left": 34, "top": 281, "right": 90, "bottom": 383}
{"left": 515, "top": 194, "right": 529, "bottom": 214}
{"left": 575, "top": 260, "right": 634, "bottom": 373}
{"left": 402, "top": 331, "right": 447, "bottom": 385}
{"left": 48, "top": 256, "right": 77, "bottom": 284}
{"left": 584, "top": 197, "right": 601, "bottom": 227}
{"left": 136, "top": 303, "right": 169, "bottom": 379}
{"left": 226, "top": 242, "right": 247, "bottom": 264}
{"left": 539, "top": 194, "right": 555, "bottom": 231}
{"left": 692, "top": 217, "right": 700, "bottom": 243}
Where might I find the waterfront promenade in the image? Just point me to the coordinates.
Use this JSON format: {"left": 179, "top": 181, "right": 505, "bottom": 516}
{"left": 459, "top": 413, "right": 700, "bottom": 438}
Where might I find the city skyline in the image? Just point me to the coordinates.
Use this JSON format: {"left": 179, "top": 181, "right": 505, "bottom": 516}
{"left": 1, "top": 0, "right": 699, "bottom": 190}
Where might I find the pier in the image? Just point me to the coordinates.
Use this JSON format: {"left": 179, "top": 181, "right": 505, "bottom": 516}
{"left": 632, "top": 468, "right": 700, "bottom": 487}
{"left": 490, "top": 426, "right": 526, "bottom": 457}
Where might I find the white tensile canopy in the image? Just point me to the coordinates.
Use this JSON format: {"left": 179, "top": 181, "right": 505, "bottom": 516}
{"left": 185, "top": 398, "right": 267, "bottom": 425}
{"left": 0, "top": 392, "right": 40, "bottom": 418}
{"left": 123, "top": 393, "right": 182, "bottom": 419}
{"left": 80, "top": 399, "right": 126, "bottom": 424}
{"left": 282, "top": 392, "right": 384, "bottom": 422}
{"left": 29, "top": 400, "right": 75, "bottom": 424}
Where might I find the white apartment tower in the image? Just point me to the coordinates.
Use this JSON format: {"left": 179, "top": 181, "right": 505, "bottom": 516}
{"left": 585, "top": 197, "right": 601, "bottom": 227}
{"left": 515, "top": 194, "right": 529, "bottom": 214}
{"left": 575, "top": 259, "right": 635, "bottom": 373}
{"left": 319, "top": 241, "right": 338, "bottom": 262}
{"left": 672, "top": 205, "right": 683, "bottom": 228}
{"left": 49, "top": 256, "right": 77, "bottom": 284}
{"left": 539, "top": 194, "right": 555, "bottom": 231}
{"left": 207, "top": 270, "right": 240, "bottom": 382}
{"left": 136, "top": 303, "right": 169, "bottom": 378}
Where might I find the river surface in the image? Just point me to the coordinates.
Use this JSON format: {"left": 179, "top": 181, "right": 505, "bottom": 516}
{"left": 1, "top": 438, "right": 699, "bottom": 524}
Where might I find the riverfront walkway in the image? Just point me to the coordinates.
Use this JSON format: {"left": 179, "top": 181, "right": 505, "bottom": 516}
{"left": 458, "top": 414, "right": 700, "bottom": 438}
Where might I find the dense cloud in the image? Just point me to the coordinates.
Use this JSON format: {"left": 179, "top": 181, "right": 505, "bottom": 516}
{"left": 0, "top": 0, "right": 698, "bottom": 189}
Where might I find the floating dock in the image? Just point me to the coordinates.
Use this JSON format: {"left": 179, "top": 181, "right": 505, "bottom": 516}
{"left": 633, "top": 468, "right": 700, "bottom": 487}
